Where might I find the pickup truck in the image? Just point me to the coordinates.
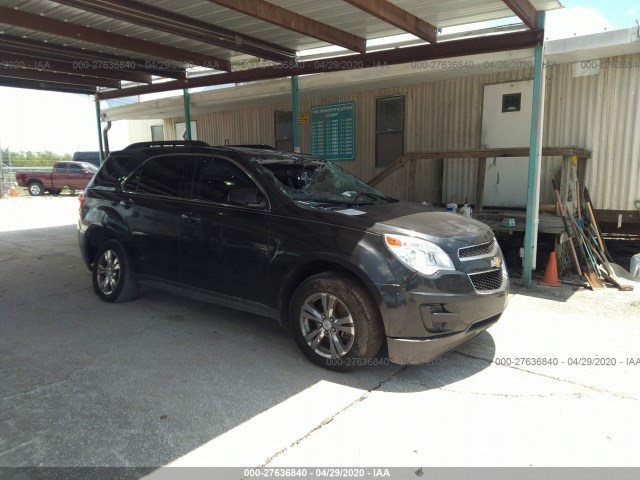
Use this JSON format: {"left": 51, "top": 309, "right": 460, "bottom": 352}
{"left": 16, "top": 162, "right": 98, "bottom": 196}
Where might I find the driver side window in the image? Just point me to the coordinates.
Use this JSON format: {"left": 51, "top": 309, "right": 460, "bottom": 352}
{"left": 191, "top": 156, "right": 264, "bottom": 207}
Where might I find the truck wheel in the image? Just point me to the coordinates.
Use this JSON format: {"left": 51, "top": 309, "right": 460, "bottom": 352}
{"left": 28, "top": 182, "right": 44, "bottom": 196}
{"left": 92, "top": 240, "right": 139, "bottom": 303}
{"left": 290, "top": 271, "right": 384, "bottom": 371}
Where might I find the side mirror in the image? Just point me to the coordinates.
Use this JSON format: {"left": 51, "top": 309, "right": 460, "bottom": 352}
{"left": 227, "top": 187, "right": 267, "bottom": 208}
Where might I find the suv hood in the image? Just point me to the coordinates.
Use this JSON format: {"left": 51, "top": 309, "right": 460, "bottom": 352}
{"left": 320, "top": 201, "right": 494, "bottom": 252}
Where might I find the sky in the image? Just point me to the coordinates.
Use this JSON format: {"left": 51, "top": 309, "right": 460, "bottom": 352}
{"left": 0, "top": 1, "right": 638, "bottom": 155}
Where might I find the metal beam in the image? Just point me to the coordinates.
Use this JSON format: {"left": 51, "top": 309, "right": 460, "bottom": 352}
{"left": 0, "top": 77, "right": 96, "bottom": 95}
{"left": 0, "top": 6, "right": 230, "bottom": 71}
{"left": 0, "top": 69, "right": 121, "bottom": 89}
{"left": 98, "top": 29, "right": 543, "bottom": 99}
{"left": 54, "top": 0, "right": 296, "bottom": 63}
{"left": 0, "top": 35, "right": 186, "bottom": 79}
{"left": 523, "top": 11, "right": 546, "bottom": 287}
{"left": 502, "top": 0, "right": 539, "bottom": 30}
{"left": 206, "top": 0, "right": 367, "bottom": 54}
{"left": 343, "top": 0, "right": 437, "bottom": 43}
{"left": 0, "top": 51, "right": 152, "bottom": 84}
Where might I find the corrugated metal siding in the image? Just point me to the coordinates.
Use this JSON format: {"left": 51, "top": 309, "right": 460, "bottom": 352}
{"left": 152, "top": 52, "right": 640, "bottom": 210}
{"left": 164, "top": 104, "right": 289, "bottom": 146}
{"left": 544, "top": 54, "right": 640, "bottom": 210}
{"left": 127, "top": 119, "right": 163, "bottom": 143}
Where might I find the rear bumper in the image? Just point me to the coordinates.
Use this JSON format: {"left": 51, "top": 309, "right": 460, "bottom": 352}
{"left": 77, "top": 226, "right": 91, "bottom": 270}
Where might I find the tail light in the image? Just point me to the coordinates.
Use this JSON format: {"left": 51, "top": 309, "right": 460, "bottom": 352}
{"left": 78, "top": 190, "right": 86, "bottom": 213}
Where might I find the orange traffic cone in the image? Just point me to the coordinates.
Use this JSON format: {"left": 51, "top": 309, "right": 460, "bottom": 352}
{"left": 539, "top": 251, "right": 561, "bottom": 287}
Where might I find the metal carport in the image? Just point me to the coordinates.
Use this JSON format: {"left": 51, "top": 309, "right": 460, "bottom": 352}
{"left": 0, "top": 0, "right": 562, "bottom": 286}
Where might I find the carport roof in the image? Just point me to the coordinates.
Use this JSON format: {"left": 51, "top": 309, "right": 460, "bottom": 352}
{"left": 0, "top": 0, "right": 560, "bottom": 97}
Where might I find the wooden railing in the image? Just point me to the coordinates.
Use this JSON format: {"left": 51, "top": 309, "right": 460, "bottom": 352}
{"left": 367, "top": 147, "right": 591, "bottom": 211}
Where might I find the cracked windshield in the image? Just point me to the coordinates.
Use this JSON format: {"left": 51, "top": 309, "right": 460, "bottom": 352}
{"left": 252, "top": 153, "right": 397, "bottom": 208}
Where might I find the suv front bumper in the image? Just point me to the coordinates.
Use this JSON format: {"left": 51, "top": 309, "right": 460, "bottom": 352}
{"left": 374, "top": 267, "right": 508, "bottom": 365}
{"left": 387, "top": 312, "right": 502, "bottom": 365}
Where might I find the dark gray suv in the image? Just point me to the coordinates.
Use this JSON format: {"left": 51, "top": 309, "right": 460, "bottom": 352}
{"left": 78, "top": 141, "right": 508, "bottom": 371}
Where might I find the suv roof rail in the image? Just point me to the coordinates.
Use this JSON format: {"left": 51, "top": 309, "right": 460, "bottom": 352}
{"left": 224, "top": 144, "right": 275, "bottom": 150}
{"left": 123, "top": 140, "right": 211, "bottom": 151}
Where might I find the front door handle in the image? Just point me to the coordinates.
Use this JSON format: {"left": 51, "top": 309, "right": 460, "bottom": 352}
{"left": 181, "top": 212, "right": 201, "bottom": 223}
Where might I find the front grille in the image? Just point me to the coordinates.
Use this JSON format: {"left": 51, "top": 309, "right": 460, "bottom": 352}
{"left": 459, "top": 239, "right": 496, "bottom": 259}
{"left": 469, "top": 269, "right": 504, "bottom": 292}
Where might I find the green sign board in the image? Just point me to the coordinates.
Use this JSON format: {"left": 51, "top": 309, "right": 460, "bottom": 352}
{"left": 311, "top": 102, "right": 355, "bottom": 161}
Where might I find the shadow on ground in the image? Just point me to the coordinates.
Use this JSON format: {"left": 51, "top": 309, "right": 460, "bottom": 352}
{"left": 0, "top": 225, "right": 494, "bottom": 471}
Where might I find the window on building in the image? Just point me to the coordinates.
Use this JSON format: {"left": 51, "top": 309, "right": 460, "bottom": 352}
{"left": 151, "top": 125, "right": 164, "bottom": 142}
{"left": 375, "top": 96, "right": 405, "bottom": 168}
{"left": 502, "top": 93, "right": 522, "bottom": 113}
{"left": 274, "top": 110, "right": 294, "bottom": 152}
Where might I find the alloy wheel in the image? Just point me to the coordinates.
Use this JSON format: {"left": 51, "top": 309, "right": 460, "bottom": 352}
{"left": 96, "top": 249, "right": 121, "bottom": 295}
{"left": 299, "top": 292, "right": 355, "bottom": 359}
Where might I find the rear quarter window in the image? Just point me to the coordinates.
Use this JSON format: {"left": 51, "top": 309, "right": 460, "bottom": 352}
{"left": 94, "top": 156, "right": 142, "bottom": 188}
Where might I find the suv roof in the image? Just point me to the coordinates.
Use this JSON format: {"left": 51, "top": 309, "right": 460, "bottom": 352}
{"left": 93, "top": 141, "right": 293, "bottom": 189}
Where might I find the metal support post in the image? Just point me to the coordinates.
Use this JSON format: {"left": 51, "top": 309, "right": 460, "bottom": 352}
{"left": 94, "top": 97, "right": 105, "bottom": 164}
{"left": 291, "top": 76, "right": 300, "bottom": 153}
{"left": 523, "top": 11, "right": 547, "bottom": 287}
{"left": 183, "top": 88, "right": 192, "bottom": 141}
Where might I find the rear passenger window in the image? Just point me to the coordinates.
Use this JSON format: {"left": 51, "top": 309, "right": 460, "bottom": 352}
{"left": 191, "top": 157, "right": 258, "bottom": 204}
{"left": 126, "top": 156, "right": 195, "bottom": 198}
{"left": 54, "top": 163, "right": 67, "bottom": 174}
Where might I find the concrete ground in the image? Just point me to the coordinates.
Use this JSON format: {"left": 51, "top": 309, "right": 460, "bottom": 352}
{"left": 1, "top": 197, "right": 639, "bottom": 470}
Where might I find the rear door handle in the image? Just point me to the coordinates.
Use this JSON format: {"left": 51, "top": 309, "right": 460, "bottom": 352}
{"left": 181, "top": 212, "right": 201, "bottom": 223}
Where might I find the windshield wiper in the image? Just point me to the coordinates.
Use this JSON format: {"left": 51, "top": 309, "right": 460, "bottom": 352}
{"left": 353, "top": 192, "right": 396, "bottom": 204}
{"left": 298, "top": 198, "right": 374, "bottom": 207}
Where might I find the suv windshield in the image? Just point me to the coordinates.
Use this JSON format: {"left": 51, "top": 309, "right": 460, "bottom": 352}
{"left": 251, "top": 153, "right": 396, "bottom": 207}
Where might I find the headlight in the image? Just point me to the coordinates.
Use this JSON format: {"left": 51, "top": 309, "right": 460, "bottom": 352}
{"left": 384, "top": 234, "right": 455, "bottom": 276}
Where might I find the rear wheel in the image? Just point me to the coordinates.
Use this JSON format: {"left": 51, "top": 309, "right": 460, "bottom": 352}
{"left": 92, "top": 240, "right": 138, "bottom": 303}
{"left": 28, "top": 182, "right": 44, "bottom": 196}
{"left": 290, "top": 271, "right": 384, "bottom": 371}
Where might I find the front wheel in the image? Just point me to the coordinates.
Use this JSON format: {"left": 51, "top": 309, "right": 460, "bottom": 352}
{"left": 92, "top": 240, "right": 138, "bottom": 303}
{"left": 290, "top": 271, "right": 384, "bottom": 371}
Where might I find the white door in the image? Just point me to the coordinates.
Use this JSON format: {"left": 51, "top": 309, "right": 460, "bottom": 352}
{"left": 481, "top": 80, "right": 533, "bottom": 207}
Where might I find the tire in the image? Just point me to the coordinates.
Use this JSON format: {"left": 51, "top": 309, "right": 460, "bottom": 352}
{"left": 92, "top": 239, "right": 139, "bottom": 303}
{"left": 290, "top": 271, "right": 384, "bottom": 371}
{"left": 28, "top": 182, "right": 44, "bottom": 196}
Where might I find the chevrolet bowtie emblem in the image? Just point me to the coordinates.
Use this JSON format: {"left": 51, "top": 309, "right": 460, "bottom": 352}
{"left": 491, "top": 256, "right": 503, "bottom": 269}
